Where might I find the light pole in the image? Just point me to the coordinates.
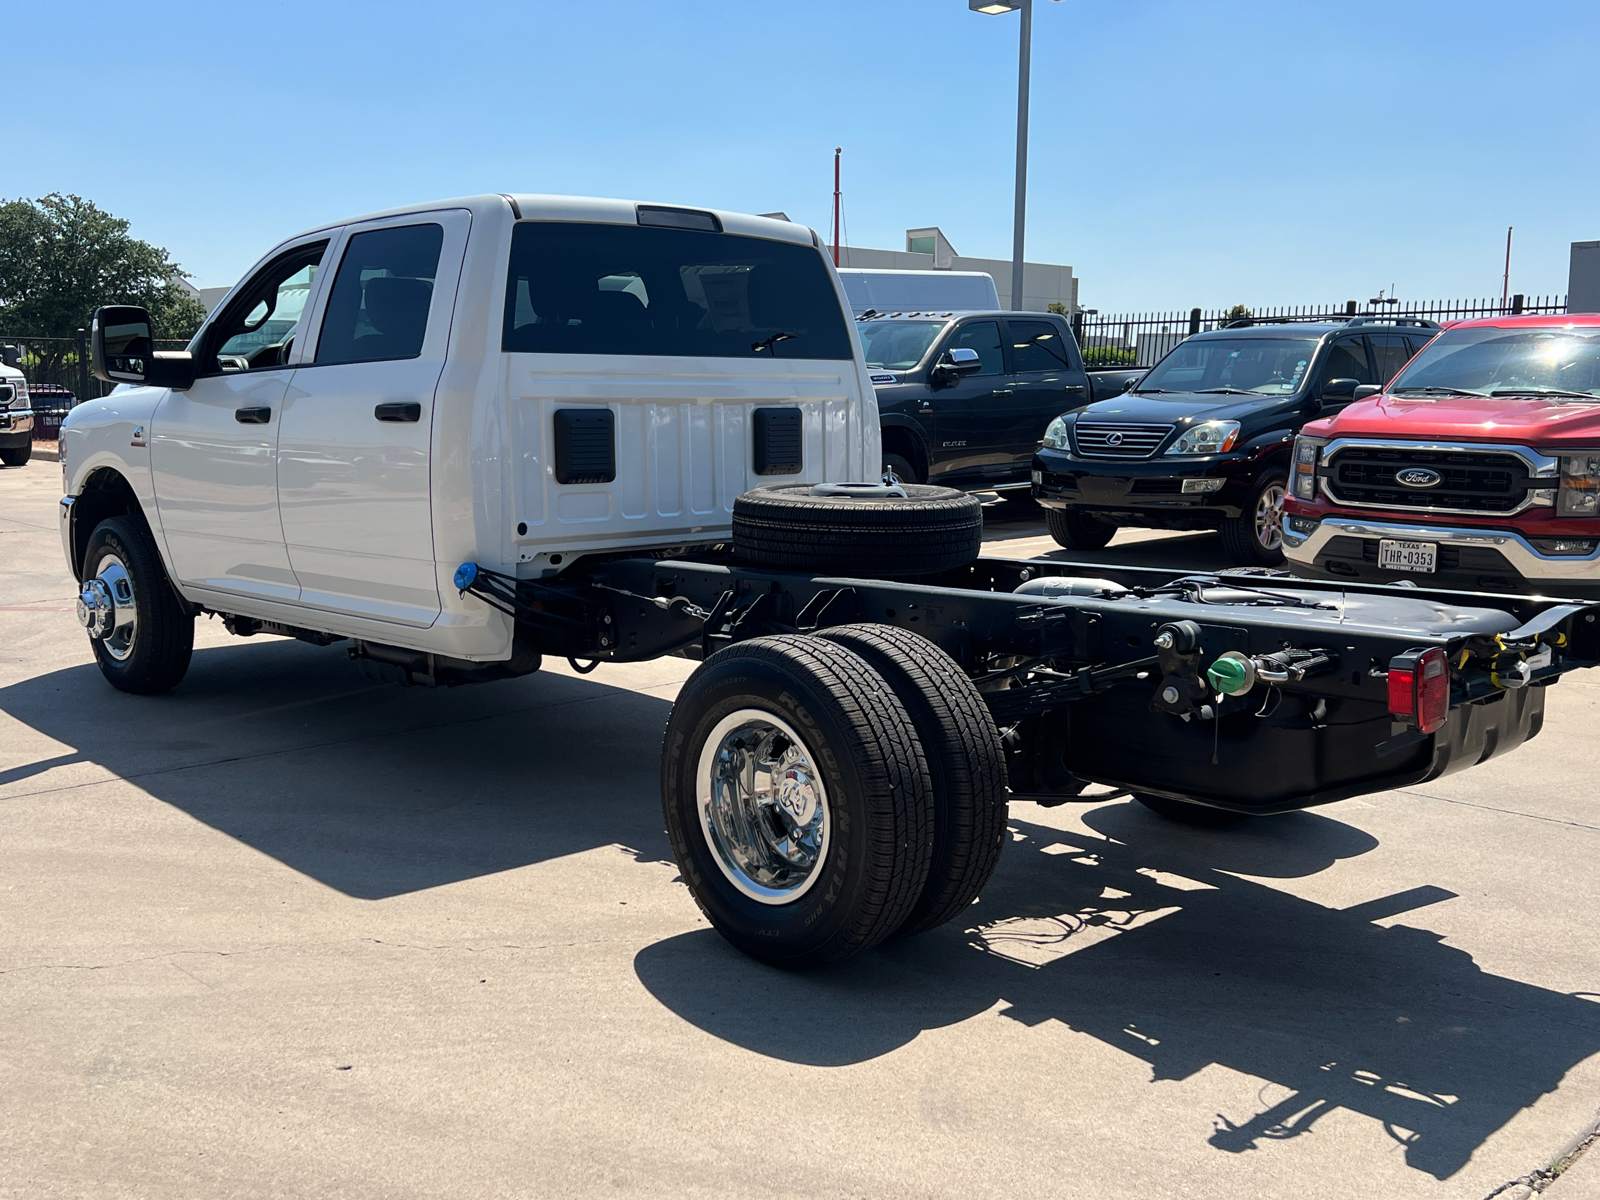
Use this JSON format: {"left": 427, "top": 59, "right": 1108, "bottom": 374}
{"left": 969, "top": 0, "right": 1060, "bottom": 312}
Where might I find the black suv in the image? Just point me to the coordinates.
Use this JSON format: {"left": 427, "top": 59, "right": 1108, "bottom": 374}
{"left": 860, "top": 310, "right": 1141, "bottom": 495}
{"left": 1031, "top": 317, "right": 1438, "bottom": 564}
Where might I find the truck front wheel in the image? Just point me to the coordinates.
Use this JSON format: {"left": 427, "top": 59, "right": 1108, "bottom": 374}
{"left": 1045, "top": 508, "right": 1116, "bottom": 551}
{"left": 660, "top": 635, "right": 934, "bottom": 967}
{"left": 0, "top": 442, "right": 32, "bottom": 467}
{"left": 79, "top": 516, "right": 194, "bottom": 694}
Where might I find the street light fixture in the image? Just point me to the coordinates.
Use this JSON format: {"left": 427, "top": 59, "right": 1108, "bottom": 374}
{"left": 969, "top": 0, "right": 1062, "bottom": 311}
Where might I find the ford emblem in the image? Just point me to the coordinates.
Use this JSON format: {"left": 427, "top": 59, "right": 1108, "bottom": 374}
{"left": 1106, "top": 432, "right": 1125, "bottom": 446}
{"left": 1396, "top": 467, "right": 1443, "bottom": 489}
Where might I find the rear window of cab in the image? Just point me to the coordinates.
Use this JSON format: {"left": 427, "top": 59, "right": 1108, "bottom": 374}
{"left": 501, "top": 222, "right": 852, "bottom": 360}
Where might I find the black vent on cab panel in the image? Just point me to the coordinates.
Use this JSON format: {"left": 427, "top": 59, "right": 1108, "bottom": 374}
{"left": 552, "top": 408, "right": 616, "bottom": 484}
{"left": 752, "top": 407, "right": 803, "bottom": 476}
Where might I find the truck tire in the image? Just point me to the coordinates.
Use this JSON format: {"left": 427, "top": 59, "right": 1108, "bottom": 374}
{"left": 79, "top": 516, "right": 194, "bottom": 694}
{"left": 0, "top": 443, "right": 31, "bottom": 467}
{"left": 1134, "top": 793, "right": 1247, "bottom": 827}
{"left": 1044, "top": 508, "right": 1116, "bottom": 551}
{"left": 660, "top": 634, "right": 935, "bottom": 967}
{"left": 1219, "top": 471, "right": 1287, "bottom": 567}
{"left": 733, "top": 483, "right": 983, "bottom": 577}
{"left": 816, "top": 624, "right": 1007, "bottom": 935}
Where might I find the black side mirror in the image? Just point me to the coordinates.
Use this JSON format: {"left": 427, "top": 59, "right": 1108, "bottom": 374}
{"left": 0, "top": 344, "right": 19, "bottom": 369}
{"left": 1320, "top": 377, "right": 1359, "bottom": 402}
{"left": 90, "top": 305, "right": 197, "bottom": 390}
{"left": 930, "top": 346, "right": 983, "bottom": 389}
{"left": 1353, "top": 383, "right": 1383, "bottom": 401}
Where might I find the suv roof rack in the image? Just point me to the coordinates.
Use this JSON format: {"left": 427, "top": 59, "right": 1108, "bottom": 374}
{"left": 1221, "top": 315, "right": 1442, "bottom": 331}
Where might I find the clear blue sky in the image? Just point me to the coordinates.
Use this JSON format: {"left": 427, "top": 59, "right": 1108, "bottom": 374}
{"left": 14, "top": 0, "right": 1599, "bottom": 312}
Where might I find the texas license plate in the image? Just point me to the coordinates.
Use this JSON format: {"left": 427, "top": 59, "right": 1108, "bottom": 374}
{"left": 1378, "top": 539, "right": 1437, "bottom": 573}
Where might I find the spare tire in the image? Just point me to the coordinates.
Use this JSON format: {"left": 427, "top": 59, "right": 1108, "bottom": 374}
{"left": 733, "top": 482, "right": 983, "bottom": 576}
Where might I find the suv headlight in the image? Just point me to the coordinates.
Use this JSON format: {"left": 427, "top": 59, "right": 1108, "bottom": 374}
{"left": 1042, "top": 415, "right": 1072, "bottom": 450}
{"left": 1559, "top": 454, "right": 1600, "bottom": 517}
{"left": 1291, "top": 435, "right": 1326, "bottom": 500}
{"left": 1168, "top": 420, "right": 1241, "bottom": 456}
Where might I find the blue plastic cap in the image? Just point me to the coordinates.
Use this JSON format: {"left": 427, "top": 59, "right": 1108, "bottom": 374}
{"left": 454, "top": 562, "right": 479, "bottom": 591}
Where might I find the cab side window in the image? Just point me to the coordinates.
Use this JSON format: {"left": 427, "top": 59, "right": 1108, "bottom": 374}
{"left": 1009, "top": 320, "right": 1072, "bottom": 373}
{"left": 316, "top": 224, "right": 445, "bottom": 365}
{"left": 1317, "top": 336, "right": 1376, "bottom": 391}
{"left": 948, "top": 321, "right": 1004, "bottom": 375}
{"left": 207, "top": 242, "right": 328, "bottom": 373}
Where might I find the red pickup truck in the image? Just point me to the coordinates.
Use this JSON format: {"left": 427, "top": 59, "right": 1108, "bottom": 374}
{"left": 1282, "top": 314, "right": 1600, "bottom": 597}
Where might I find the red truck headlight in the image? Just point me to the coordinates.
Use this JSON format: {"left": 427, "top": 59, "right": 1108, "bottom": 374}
{"left": 1558, "top": 454, "right": 1600, "bottom": 517}
{"left": 1388, "top": 646, "right": 1449, "bottom": 735}
{"left": 1291, "top": 436, "right": 1325, "bottom": 501}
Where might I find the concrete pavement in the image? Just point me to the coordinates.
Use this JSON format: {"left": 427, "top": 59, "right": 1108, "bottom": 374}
{"left": 3, "top": 459, "right": 1598, "bottom": 1199}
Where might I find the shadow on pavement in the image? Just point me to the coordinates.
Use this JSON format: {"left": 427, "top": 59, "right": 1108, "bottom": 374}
{"left": 635, "top": 802, "right": 1600, "bottom": 1180}
{"left": 0, "top": 637, "right": 677, "bottom": 898}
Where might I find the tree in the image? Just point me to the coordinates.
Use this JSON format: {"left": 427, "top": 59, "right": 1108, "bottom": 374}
{"left": 0, "top": 194, "right": 207, "bottom": 350}
{"left": 1047, "top": 301, "right": 1070, "bottom": 316}
{"left": 1223, "top": 303, "right": 1253, "bottom": 324}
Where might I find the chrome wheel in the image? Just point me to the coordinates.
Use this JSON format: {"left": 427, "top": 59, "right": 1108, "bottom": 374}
{"left": 696, "top": 709, "right": 830, "bottom": 905}
{"left": 1255, "top": 483, "right": 1286, "bottom": 552}
{"left": 78, "top": 552, "right": 137, "bottom": 661}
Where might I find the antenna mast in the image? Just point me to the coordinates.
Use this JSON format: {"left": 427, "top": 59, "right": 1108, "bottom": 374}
{"left": 832, "top": 148, "right": 842, "bottom": 267}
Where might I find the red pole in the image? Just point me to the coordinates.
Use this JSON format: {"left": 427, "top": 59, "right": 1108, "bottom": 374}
{"left": 832, "top": 147, "right": 841, "bottom": 267}
{"left": 1502, "top": 225, "right": 1513, "bottom": 312}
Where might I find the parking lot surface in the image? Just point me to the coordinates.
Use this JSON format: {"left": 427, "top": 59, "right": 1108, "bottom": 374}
{"left": 3, "top": 458, "right": 1598, "bottom": 1200}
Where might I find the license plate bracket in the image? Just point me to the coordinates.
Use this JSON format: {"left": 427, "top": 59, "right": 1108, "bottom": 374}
{"left": 1378, "top": 538, "right": 1438, "bottom": 574}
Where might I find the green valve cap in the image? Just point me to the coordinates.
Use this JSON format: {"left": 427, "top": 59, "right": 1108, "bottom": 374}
{"left": 1206, "top": 656, "right": 1252, "bottom": 696}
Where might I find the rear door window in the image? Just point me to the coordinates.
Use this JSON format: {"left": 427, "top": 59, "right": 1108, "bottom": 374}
{"left": 316, "top": 223, "right": 445, "bottom": 365}
{"left": 1007, "top": 319, "right": 1073, "bottom": 373}
{"left": 502, "top": 222, "right": 851, "bottom": 360}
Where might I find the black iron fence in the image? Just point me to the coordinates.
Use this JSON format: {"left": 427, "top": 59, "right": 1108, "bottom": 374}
{"left": 1071, "top": 295, "right": 1568, "bottom": 368}
{"left": 1, "top": 333, "right": 188, "bottom": 439}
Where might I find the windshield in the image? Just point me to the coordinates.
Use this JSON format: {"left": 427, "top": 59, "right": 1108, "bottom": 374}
{"left": 1390, "top": 326, "right": 1600, "bottom": 398}
{"left": 855, "top": 320, "right": 944, "bottom": 370}
{"left": 1138, "top": 336, "right": 1317, "bottom": 395}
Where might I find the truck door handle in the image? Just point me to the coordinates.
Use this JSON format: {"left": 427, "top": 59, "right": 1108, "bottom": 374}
{"left": 234, "top": 406, "right": 272, "bottom": 424}
{"left": 1063, "top": 385, "right": 1086, "bottom": 393}
{"left": 991, "top": 389, "right": 1014, "bottom": 397}
{"left": 374, "top": 402, "right": 422, "bottom": 422}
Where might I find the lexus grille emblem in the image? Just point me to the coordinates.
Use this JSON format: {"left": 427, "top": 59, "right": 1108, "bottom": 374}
{"left": 1396, "top": 467, "right": 1443, "bottom": 489}
{"left": 1105, "top": 432, "right": 1125, "bottom": 446}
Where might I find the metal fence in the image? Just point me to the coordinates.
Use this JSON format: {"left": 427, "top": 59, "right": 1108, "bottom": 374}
{"left": 1, "top": 333, "right": 189, "bottom": 439}
{"left": 1071, "top": 295, "right": 1569, "bottom": 368}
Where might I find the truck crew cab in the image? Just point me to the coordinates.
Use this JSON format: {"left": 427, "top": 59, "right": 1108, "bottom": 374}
{"left": 1032, "top": 317, "right": 1438, "bottom": 564}
{"left": 60, "top": 195, "right": 1600, "bottom": 970}
{"left": 861, "top": 309, "right": 1140, "bottom": 495}
{"left": 1284, "top": 313, "right": 1600, "bottom": 597}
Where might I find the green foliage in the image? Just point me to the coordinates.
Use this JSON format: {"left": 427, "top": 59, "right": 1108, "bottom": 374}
{"left": 1223, "top": 303, "right": 1253, "bottom": 323}
{"left": 1082, "top": 345, "right": 1138, "bottom": 366}
{"left": 1047, "top": 301, "right": 1069, "bottom": 316}
{"left": 0, "top": 194, "right": 206, "bottom": 341}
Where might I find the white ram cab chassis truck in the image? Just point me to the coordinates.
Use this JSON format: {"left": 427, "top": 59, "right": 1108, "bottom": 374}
{"left": 62, "top": 193, "right": 1600, "bottom": 967}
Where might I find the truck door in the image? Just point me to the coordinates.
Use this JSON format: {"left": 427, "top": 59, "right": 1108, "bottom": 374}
{"left": 276, "top": 210, "right": 470, "bottom": 627}
{"left": 926, "top": 319, "right": 1015, "bottom": 483}
{"left": 149, "top": 237, "right": 331, "bottom": 604}
{"left": 1005, "top": 317, "right": 1086, "bottom": 478}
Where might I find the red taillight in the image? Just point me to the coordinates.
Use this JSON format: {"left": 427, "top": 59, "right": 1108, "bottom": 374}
{"left": 1388, "top": 647, "right": 1450, "bottom": 734}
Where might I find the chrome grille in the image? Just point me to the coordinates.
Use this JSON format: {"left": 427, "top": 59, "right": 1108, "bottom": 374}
{"left": 1072, "top": 422, "right": 1173, "bottom": 459}
{"left": 1324, "top": 445, "right": 1536, "bottom": 514}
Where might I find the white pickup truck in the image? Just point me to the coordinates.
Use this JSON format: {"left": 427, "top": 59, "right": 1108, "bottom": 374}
{"left": 64, "top": 193, "right": 1600, "bottom": 968}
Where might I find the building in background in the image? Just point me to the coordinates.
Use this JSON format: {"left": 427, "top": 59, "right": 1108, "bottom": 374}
{"left": 838, "top": 226, "right": 1077, "bottom": 314}
{"left": 1570, "top": 240, "right": 1600, "bottom": 313}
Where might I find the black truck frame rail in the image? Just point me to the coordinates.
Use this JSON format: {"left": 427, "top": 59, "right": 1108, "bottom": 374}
{"left": 453, "top": 554, "right": 1600, "bottom": 817}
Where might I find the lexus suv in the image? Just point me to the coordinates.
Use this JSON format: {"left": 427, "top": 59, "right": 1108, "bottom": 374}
{"left": 1283, "top": 313, "right": 1600, "bottom": 597}
{"left": 1030, "top": 317, "right": 1437, "bottom": 565}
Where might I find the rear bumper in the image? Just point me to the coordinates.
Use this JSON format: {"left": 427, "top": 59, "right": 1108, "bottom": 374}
{"left": 1283, "top": 515, "right": 1600, "bottom": 595}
